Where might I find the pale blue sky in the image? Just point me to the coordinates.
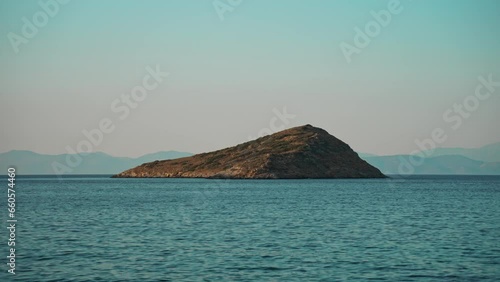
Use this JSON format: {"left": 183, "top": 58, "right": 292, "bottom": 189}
{"left": 1, "top": 0, "right": 499, "bottom": 157}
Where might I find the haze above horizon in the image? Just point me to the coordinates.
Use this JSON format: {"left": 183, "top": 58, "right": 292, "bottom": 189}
{"left": 1, "top": 0, "right": 499, "bottom": 158}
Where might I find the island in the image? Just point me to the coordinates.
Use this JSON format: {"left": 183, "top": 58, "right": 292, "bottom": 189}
{"left": 112, "top": 124, "right": 386, "bottom": 179}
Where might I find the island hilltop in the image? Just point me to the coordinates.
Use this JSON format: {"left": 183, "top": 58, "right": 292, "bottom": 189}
{"left": 113, "top": 125, "right": 386, "bottom": 179}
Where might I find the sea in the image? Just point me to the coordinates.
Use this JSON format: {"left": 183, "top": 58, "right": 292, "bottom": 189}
{"left": 1, "top": 175, "right": 499, "bottom": 281}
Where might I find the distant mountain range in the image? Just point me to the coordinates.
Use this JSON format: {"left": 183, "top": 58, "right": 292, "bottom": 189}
{"left": 361, "top": 155, "right": 500, "bottom": 175}
{"left": 417, "top": 142, "right": 500, "bottom": 163}
{"left": 1, "top": 142, "right": 499, "bottom": 175}
{"left": 359, "top": 142, "right": 500, "bottom": 175}
{"left": 0, "top": 150, "right": 192, "bottom": 175}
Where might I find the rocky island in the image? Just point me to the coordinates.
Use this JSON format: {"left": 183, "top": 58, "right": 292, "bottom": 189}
{"left": 113, "top": 125, "right": 386, "bottom": 179}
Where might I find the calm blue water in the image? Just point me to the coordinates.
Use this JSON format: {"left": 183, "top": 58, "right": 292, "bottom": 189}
{"left": 1, "top": 175, "right": 499, "bottom": 281}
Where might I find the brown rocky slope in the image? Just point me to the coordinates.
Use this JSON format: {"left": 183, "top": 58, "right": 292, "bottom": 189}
{"left": 112, "top": 125, "right": 386, "bottom": 179}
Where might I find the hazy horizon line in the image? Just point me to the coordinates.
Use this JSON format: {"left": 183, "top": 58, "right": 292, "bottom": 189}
{"left": 2, "top": 139, "right": 499, "bottom": 159}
